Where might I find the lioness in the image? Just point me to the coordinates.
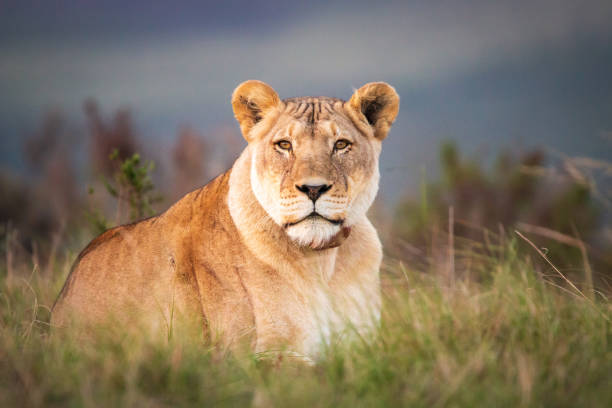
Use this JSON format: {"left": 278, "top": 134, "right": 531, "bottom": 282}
{"left": 51, "top": 80, "right": 399, "bottom": 359}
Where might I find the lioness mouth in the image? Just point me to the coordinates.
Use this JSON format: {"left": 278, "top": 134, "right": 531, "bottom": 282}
{"left": 285, "top": 212, "right": 344, "bottom": 228}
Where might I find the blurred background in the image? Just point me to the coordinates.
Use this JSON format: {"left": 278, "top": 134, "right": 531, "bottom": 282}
{"left": 1, "top": 1, "right": 611, "bottom": 284}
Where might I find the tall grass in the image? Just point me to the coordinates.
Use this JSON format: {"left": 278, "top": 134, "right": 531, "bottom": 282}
{"left": 1, "top": 236, "right": 610, "bottom": 407}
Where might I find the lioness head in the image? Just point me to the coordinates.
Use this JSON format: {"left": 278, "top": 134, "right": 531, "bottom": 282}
{"left": 231, "top": 80, "right": 399, "bottom": 250}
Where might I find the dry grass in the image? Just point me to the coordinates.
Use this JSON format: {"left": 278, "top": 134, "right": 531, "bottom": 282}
{"left": 0, "top": 233, "right": 611, "bottom": 407}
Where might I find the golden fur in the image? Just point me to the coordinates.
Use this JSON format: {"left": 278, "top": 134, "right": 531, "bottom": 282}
{"left": 51, "top": 80, "right": 399, "bottom": 359}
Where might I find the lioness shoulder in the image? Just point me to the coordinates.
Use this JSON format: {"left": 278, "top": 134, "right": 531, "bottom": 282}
{"left": 52, "top": 80, "right": 399, "bottom": 358}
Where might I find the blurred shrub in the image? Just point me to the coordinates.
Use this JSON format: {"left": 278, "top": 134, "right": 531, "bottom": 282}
{"left": 0, "top": 112, "right": 79, "bottom": 257}
{"left": 396, "top": 143, "right": 599, "bottom": 240}
{"left": 1, "top": 99, "right": 248, "bottom": 268}
{"left": 393, "top": 142, "right": 610, "bottom": 284}
{"left": 0, "top": 172, "right": 54, "bottom": 246}
{"left": 167, "top": 125, "right": 244, "bottom": 201}
{"left": 85, "top": 99, "right": 140, "bottom": 176}
{"left": 87, "top": 150, "right": 162, "bottom": 235}
{"left": 171, "top": 127, "right": 209, "bottom": 198}
{"left": 2, "top": 102, "right": 148, "bottom": 259}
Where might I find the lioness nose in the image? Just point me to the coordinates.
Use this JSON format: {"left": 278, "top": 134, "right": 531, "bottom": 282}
{"left": 296, "top": 184, "right": 332, "bottom": 202}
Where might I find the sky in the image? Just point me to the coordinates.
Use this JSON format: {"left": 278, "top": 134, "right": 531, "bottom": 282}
{"left": 1, "top": 0, "right": 612, "bottom": 202}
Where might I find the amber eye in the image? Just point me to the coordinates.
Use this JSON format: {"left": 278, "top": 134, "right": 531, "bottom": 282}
{"left": 334, "top": 139, "right": 351, "bottom": 151}
{"left": 276, "top": 140, "right": 292, "bottom": 151}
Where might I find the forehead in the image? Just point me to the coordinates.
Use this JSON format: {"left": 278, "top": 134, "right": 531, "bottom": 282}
{"left": 275, "top": 97, "right": 356, "bottom": 137}
{"left": 282, "top": 97, "right": 345, "bottom": 123}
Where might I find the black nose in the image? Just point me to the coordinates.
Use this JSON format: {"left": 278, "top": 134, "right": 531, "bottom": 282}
{"left": 296, "top": 184, "right": 332, "bottom": 202}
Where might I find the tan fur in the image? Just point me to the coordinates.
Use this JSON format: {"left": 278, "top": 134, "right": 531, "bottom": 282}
{"left": 51, "top": 80, "right": 399, "bottom": 359}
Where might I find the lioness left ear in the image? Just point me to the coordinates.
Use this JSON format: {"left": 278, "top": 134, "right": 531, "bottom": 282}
{"left": 346, "top": 82, "right": 400, "bottom": 140}
{"left": 232, "top": 80, "right": 283, "bottom": 142}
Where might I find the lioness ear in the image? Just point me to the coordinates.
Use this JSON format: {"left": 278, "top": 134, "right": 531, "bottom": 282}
{"left": 232, "top": 80, "right": 282, "bottom": 141}
{"left": 346, "top": 82, "right": 399, "bottom": 140}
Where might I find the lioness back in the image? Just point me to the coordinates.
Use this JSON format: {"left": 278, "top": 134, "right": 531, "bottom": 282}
{"left": 52, "top": 172, "right": 255, "bottom": 345}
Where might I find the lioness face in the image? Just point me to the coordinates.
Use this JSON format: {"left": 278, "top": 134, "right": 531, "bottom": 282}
{"left": 249, "top": 101, "right": 380, "bottom": 249}
{"left": 232, "top": 81, "right": 399, "bottom": 250}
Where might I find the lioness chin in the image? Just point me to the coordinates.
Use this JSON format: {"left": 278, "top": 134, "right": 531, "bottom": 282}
{"left": 51, "top": 80, "right": 399, "bottom": 359}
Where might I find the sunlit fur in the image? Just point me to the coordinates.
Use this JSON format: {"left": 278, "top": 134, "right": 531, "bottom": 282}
{"left": 245, "top": 96, "right": 384, "bottom": 250}
{"left": 52, "top": 80, "right": 399, "bottom": 359}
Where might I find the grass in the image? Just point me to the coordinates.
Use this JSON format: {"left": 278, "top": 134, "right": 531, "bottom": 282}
{"left": 0, "top": 236, "right": 611, "bottom": 407}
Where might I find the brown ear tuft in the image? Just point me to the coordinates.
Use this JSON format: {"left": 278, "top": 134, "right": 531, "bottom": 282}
{"left": 231, "top": 80, "right": 282, "bottom": 141}
{"left": 347, "top": 82, "right": 399, "bottom": 140}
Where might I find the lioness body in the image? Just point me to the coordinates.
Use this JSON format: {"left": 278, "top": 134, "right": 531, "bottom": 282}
{"left": 52, "top": 81, "right": 399, "bottom": 358}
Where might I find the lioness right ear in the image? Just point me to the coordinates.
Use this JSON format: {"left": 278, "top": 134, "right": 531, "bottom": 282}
{"left": 231, "top": 80, "right": 282, "bottom": 141}
{"left": 346, "top": 82, "right": 400, "bottom": 140}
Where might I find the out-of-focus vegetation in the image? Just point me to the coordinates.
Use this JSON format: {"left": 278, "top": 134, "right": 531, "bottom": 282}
{"left": 86, "top": 149, "right": 162, "bottom": 235}
{"left": 0, "top": 102, "right": 242, "bottom": 269}
{"left": 396, "top": 143, "right": 598, "bottom": 242}
{"left": 391, "top": 142, "right": 612, "bottom": 293}
{"left": 1, "top": 233, "right": 610, "bottom": 407}
{"left": 1, "top": 104, "right": 611, "bottom": 406}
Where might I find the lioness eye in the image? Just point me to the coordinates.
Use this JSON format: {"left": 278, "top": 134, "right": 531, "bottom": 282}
{"left": 334, "top": 139, "right": 351, "bottom": 150}
{"left": 276, "top": 140, "right": 292, "bottom": 151}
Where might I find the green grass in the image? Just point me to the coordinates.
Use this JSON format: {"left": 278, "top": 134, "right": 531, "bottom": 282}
{"left": 1, "top": 239, "right": 611, "bottom": 407}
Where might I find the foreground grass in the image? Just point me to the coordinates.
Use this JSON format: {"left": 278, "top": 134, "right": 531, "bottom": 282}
{"left": 0, "top": 241, "right": 611, "bottom": 407}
